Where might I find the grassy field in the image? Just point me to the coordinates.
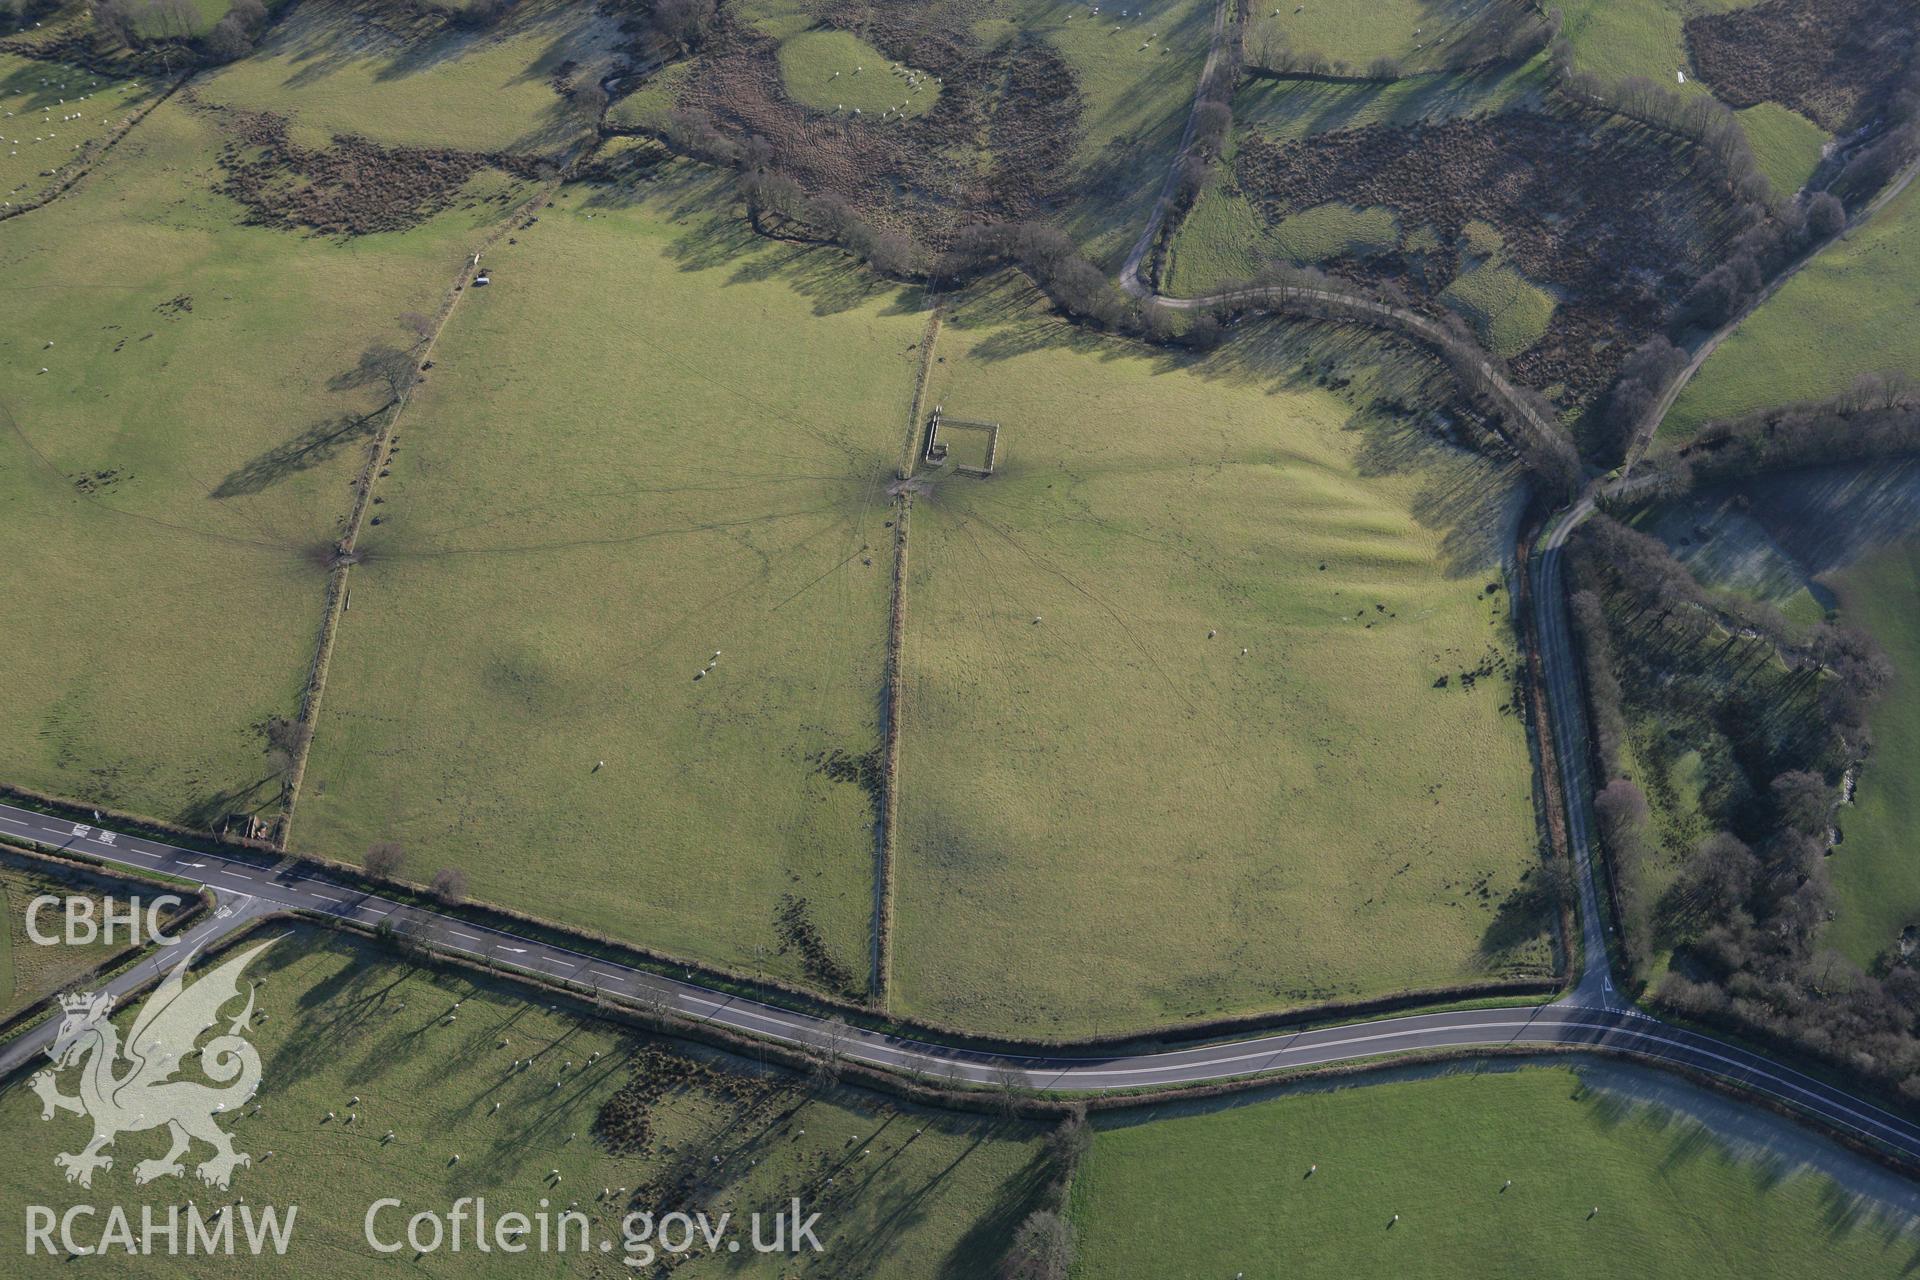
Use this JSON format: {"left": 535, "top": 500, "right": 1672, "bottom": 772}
{"left": 606, "top": 60, "right": 694, "bottom": 133}
{"left": 1554, "top": 0, "right": 1826, "bottom": 199}
{"left": 1, "top": 925, "right": 1046, "bottom": 1276}
{"left": 1162, "top": 62, "right": 1548, "bottom": 295}
{"left": 1736, "top": 100, "right": 1829, "bottom": 199}
{"left": 1826, "top": 540, "right": 1920, "bottom": 967}
{"left": 1023, "top": 0, "right": 1216, "bottom": 266}
{"left": 0, "top": 850, "right": 136, "bottom": 1021}
{"left": 1242, "top": 0, "right": 1520, "bottom": 73}
{"left": 1163, "top": 170, "right": 1401, "bottom": 294}
{"left": 1234, "top": 56, "right": 1550, "bottom": 141}
{"left": 196, "top": 0, "right": 618, "bottom": 156}
{"left": 0, "top": 95, "right": 529, "bottom": 829}
{"left": 775, "top": 29, "right": 942, "bottom": 120}
{"left": 890, "top": 279, "right": 1548, "bottom": 1037}
{"left": 1069, "top": 1063, "right": 1920, "bottom": 1279}
{"left": 296, "top": 167, "right": 923, "bottom": 992}
{"left": 1665, "top": 181, "right": 1920, "bottom": 441}
{"left": 1442, "top": 259, "right": 1557, "bottom": 359}
{"left": 0, "top": 54, "right": 158, "bottom": 208}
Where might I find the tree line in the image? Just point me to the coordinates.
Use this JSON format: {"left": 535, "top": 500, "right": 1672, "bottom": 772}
{"left": 1579, "top": 32, "right": 1920, "bottom": 465}
{"left": 1562, "top": 511, "right": 1920, "bottom": 1102}
{"left": 1615, "top": 374, "right": 1920, "bottom": 503}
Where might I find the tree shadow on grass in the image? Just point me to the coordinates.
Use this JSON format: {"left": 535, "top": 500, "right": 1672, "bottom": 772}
{"left": 1478, "top": 874, "right": 1555, "bottom": 961}
{"left": 209, "top": 409, "right": 385, "bottom": 499}
{"left": 174, "top": 771, "right": 283, "bottom": 830}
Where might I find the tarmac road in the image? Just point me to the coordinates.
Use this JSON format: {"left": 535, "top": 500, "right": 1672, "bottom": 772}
{"left": 6, "top": 799, "right": 1920, "bottom": 1166}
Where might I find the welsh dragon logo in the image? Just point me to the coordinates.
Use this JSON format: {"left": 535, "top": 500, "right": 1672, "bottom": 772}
{"left": 31, "top": 940, "right": 274, "bottom": 1190}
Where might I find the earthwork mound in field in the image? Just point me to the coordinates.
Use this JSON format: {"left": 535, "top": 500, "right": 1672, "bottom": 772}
{"left": 670, "top": 0, "right": 1083, "bottom": 244}
{"left": 1685, "top": 0, "right": 1919, "bottom": 133}
{"left": 1233, "top": 110, "right": 1737, "bottom": 403}
{"left": 194, "top": 96, "right": 541, "bottom": 235}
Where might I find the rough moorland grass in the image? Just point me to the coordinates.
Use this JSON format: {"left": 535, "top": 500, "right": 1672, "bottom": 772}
{"left": 196, "top": 0, "right": 620, "bottom": 156}
{"left": 1165, "top": 61, "right": 1551, "bottom": 297}
{"left": 1665, "top": 182, "right": 1920, "bottom": 441}
{"left": 297, "top": 167, "right": 924, "bottom": 992}
{"left": 1025, "top": 0, "right": 1216, "bottom": 266}
{"left": 0, "top": 852, "right": 129, "bottom": 1020}
{"left": 0, "top": 97, "right": 528, "bottom": 829}
{"left": 1826, "top": 539, "right": 1920, "bottom": 967}
{"left": 0, "top": 926, "right": 1045, "bottom": 1276}
{"left": 776, "top": 28, "right": 942, "bottom": 119}
{"left": 1068, "top": 1064, "right": 1920, "bottom": 1279}
{"left": 0, "top": 54, "right": 157, "bottom": 207}
{"left": 1442, "top": 259, "right": 1557, "bottom": 358}
{"left": 890, "top": 279, "right": 1547, "bottom": 1037}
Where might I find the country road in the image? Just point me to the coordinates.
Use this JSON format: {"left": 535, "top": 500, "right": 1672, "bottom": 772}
{"left": 7, "top": 799, "right": 1920, "bottom": 1166}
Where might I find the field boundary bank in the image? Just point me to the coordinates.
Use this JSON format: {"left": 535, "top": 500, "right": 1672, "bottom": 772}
{"left": 873, "top": 302, "right": 944, "bottom": 1009}
{"left": 273, "top": 180, "right": 559, "bottom": 849}
{"left": 0, "top": 72, "right": 189, "bottom": 226}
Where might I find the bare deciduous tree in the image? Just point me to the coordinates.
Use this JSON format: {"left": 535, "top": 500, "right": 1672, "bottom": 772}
{"left": 430, "top": 866, "right": 468, "bottom": 904}
{"left": 365, "top": 840, "right": 407, "bottom": 879}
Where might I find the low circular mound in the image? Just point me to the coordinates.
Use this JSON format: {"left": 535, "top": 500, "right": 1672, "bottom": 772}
{"left": 775, "top": 29, "right": 943, "bottom": 121}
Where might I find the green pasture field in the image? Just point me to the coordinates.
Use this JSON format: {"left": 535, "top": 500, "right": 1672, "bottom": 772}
{"left": 1826, "top": 540, "right": 1920, "bottom": 967}
{"left": 1068, "top": 1063, "right": 1920, "bottom": 1279}
{"left": 1664, "top": 182, "right": 1920, "bottom": 441}
{"left": 1162, "top": 63, "right": 1548, "bottom": 295}
{"left": 605, "top": 59, "right": 693, "bottom": 133}
{"left": 1736, "top": 101, "right": 1828, "bottom": 198}
{"left": 1, "top": 925, "right": 1045, "bottom": 1276}
{"left": 1441, "top": 259, "right": 1556, "bottom": 358}
{"left": 196, "top": 0, "right": 620, "bottom": 156}
{"left": 1234, "top": 56, "right": 1550, "bottom": 142}
{"left": 1553, "top": 0, "right": 1826, "bottom": 199}
{"left": 776, "top": 28, "right": 942, "bottom": 120}
{"left": 889, "top": 278, "right": 1548, "bottom": 1038}
{"left": 0, "top": 54, "right": 157, "bottom": 207}
{"left": 1242, "top": 0, "right": 1517, "bottom": 73}
{"left": 0, "top": 95, "right": 531, "bottom": 829}
{"left": 132, "top": 0, "right": 235, "bottom": 39}
{"left": 1555, "top": 0, "right": 1749, "bottom": 89}
{"left": 1021, "top": 0, "right": 1217, "bottom": 266}
{"left": 1163, "top": 170, "right": 1401, "bottom": 294}
{"left": 296, "top": 166, "right": 923, "bottom": 992}
{"left": 0, "top": 851, "right": 133, "bottom": 1021}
